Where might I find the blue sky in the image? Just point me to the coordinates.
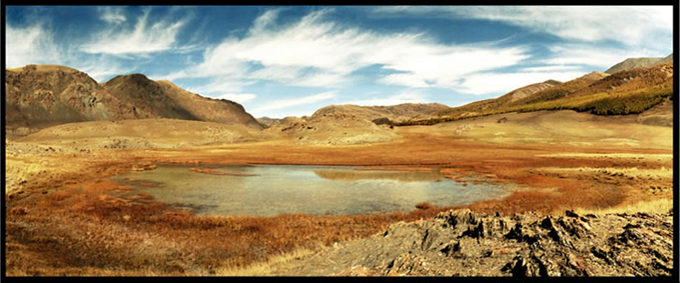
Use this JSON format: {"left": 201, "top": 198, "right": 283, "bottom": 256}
{"left": 5, "top": 6, "right": 674, "bottom": 118}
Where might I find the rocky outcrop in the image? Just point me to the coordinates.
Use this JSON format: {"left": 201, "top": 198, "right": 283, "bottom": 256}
{"left": 276, "top": 209, "right": 673, "bottom": 277}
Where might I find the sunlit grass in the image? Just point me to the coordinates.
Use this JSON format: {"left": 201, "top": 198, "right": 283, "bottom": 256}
{"left": 564, "top": 198, "right": 673, "bottom": 216}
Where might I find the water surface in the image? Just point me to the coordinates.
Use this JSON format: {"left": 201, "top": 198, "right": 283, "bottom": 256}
{"left": 113, "top": 164, "right": 511, "bottom": 217}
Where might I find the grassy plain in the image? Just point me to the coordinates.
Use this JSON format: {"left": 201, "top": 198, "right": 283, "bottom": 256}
{"left": 4, "top": 110, "right": 673, "bottom": 275}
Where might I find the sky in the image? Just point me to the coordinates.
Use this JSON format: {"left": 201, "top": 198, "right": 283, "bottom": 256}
{"left": 5, "top": 6, "right": 674, "bottom": 118}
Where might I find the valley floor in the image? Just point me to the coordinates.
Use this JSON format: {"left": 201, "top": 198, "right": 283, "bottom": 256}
{"left": 4, "top": 110, "right": 674, "bottom": 276}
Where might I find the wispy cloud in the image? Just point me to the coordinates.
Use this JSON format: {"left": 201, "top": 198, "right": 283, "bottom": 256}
{"left": 372, "top": 6, "right": 673, "bottom": 49}
{"left": 5, "top": 23, "right": 61, "bottom": 68}
{"left": 71, "top": 55, "right": 135, "bottom": 82}
{"left": 165, "top": 8, "right": 532, "bottom": 93}
{"left": 80, "top": 8, "right": 188, "bottom": 56}
{"left": 250, "top": 91, "right": 337, "bottom": 115}
{"left": 215, "top": 93, "right": 258, "bottom": 104}
{"left": 98, "top": 6, "right": 127, "bottom": 24}
{"left": 347, "top": 90, "right": 430, "bottom": 106}
{"left": 542, "top": 44, "right": 665, "bottom": 70}
{"left": 457, "top": 70, "right": 585, "bottom": 95}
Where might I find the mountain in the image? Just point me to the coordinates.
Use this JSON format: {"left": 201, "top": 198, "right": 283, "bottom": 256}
{"left": 5, "top": 65, "right": 137, "bottom": 131}
{"left": 604, "top": 53, "right": 673, "bottom": 74}
{"left": 103, "top": 75, "right": 262, "bottom": 129}
{"left": 311, "top": 103, "right": 450, "bottom": 125}
{"left": 434, "top": 72, "right": 610, "bottom": 119}
{"left": 434, "top": 80, "right": 562, "bottom": 119}
{"left": 5, "top": 64, "right": 262, "bottom": 138}
{"left": 415, "top": 62, "right": 673, "bottom": 126}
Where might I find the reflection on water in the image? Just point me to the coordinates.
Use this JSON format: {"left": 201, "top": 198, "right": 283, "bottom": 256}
{"left": 112, "top": 164, "right": 511, "bottom": 217}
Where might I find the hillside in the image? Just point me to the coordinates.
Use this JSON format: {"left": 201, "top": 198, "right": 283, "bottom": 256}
{"left": 5, "top": 65, "right": 137, "bottom": 136}
{"left": 604, "top": 53, "right": 673, "bottom": 74}
{"left": 433, "top": 80, "right": 562, "bottom": 119}
{"left": 411, "top": 63, "right": 673, "bottom": 126}
{"left": 256, "top": 117, "right": 280, "bottom": 128}
{"left": 311, "top": 103, "right": 449, "bottom": 125}
{"left": 265, "top": 113, "right": 399, "bottom": 145}
{"left": 16, "top": 118, "right": 272, "bottom": 150}
{"left": 5, "top": 65, "right": 262, "bottom": 139}
{"left": 102, "top": 75, "right": 262, "bottom": 129}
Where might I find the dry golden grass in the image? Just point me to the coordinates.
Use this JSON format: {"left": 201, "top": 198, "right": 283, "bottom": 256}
{"left": 215, "top": 248, "right": 317, "bottom": 276}
{"left": 537, "top": 153, "right": 673, "bottom": 160}
{"left": 564, "top": 198, "right": 673, "bottom": 216}
{"left": 5, "top": 112, "right": 673, "bottom": 276}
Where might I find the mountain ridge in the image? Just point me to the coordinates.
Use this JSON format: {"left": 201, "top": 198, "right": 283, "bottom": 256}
{"left": 5, "top": 65, "right": 263, "bottom": 138}
{"left": 604, "top": 53, "right": 673, "bottom": 74}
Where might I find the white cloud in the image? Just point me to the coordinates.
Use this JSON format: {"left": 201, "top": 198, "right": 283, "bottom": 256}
{"left": 540, "top": 43, "right": 672, "bottom": 74}
{"left": 80, "top": 9, "right": 187, "bottom": 55}
{"left": 457, "top": 70, "right": 584, "bottom": 95}
{"left": 249, "top": 8, "right": 283, "bottom": 35}
{"left": 372, "top": 6, "right": 673, "bottom": 49}
{"left": 5, "top": 24, "right": 61, "bottom": 68}
{"left": 250, "top": 91, "right": 337, "bottom": 114}
{"left": 186, "top": 79, "right": 255, "bottom": 95}
{"left": 168, "top": 8, "right": 532, "bottom": 92}
{"left": 72, "top": 56, "right": 134, "bottom": 82}
{"left": 377, "top": 46, "right": 529, "bottom": 88}
{"left": 5, "top": 21, "right": 133, "bottom": 81}
{"left": 214, "top": 93, "right": 257, "bottom": 104}
{"left": 347, "top": 90, "right": 430, "bottom": 106}
{"left": 98, "top": 7, "right": 127, "bottom": 24}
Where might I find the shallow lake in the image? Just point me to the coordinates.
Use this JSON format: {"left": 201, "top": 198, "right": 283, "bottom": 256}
{"left": 113, "top": 164, "right": 512, "bottom": 217}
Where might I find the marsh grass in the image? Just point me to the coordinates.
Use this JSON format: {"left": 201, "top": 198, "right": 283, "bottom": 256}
{"left": 5, "top": 179, "right": 453, "bottom": 276}
{"left": 566, "top": 198, "right": 673, "bottom": 216}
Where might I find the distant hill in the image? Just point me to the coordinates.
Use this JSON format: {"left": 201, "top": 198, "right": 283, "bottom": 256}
{"left": 256, "top": 117, "right": 280, "bottom": 128}
{"left": 311, "top": 103, "right": 450, "bottom": 125}
{"left": 410, "top": 62, "right": 673, "bottom": 126}
{"left": 433, "top": 80, "right": 562, "bottom": 119}
{"left": 604, "top": 54, "right": 673, "bottom": 74}
{"left": 5, "top": 64, "right": 262, "bottom": 138}
{"left": 264, "top": 112, "right": 399, "bottom": 145}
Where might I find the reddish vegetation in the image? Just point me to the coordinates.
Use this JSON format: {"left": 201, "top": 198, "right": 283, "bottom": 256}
{"left": 5, "top": 129, "right": 672, "bottom": 275}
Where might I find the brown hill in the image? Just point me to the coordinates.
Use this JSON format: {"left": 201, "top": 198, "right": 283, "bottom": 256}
{"left": 503, "top": 72, "right": 610, "bottom": 107}
{"left": 156, "top": 80, "right": 262, "bottom": 129}
{"left": 256, "top": 116, "right": 280, "bottom": 128}
{"left": 604, "top": 53, "right": 673, "bottom": 74}
{"left": 265, "top": 113, "right": 399, "bottom": 145}
{"left": 17, "top": 118, "right": 272, "bottom": 150}
{"left": 436, "top": 80, "right": 562, "bottom": 119}
{"left": 311, "top": 103, "right": 449, "bottom": 124}
{"left": 102, "top": 75, "right": 262, "bottom": 129}
{"left": 426, "top": 63, "right": 672, "bottom": 125}
{"left": 5, "top": 65, "right": 137, "bottom": 137}
{"left": 500, "top": 79, "right": 562, "bottom": 103}
{"left": 5, "top": 65, "right": 262, "bottom": 139}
